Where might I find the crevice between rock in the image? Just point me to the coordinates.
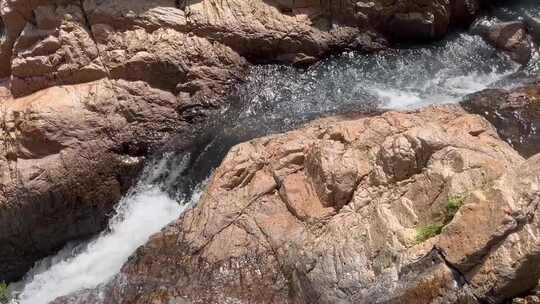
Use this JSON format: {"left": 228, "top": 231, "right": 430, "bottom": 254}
{"left": 433, "top": 246, "right": 491, "bottom": 304}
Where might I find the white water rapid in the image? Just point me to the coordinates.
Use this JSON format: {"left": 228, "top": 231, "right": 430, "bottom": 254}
{"left": 9, "top": 154, "right": 204, "bottom": 304}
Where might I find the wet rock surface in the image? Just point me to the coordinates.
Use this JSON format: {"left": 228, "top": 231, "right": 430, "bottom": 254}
{"left": 461, "top": 82, "right": 540, "bottom": 157}
{"left": 56, "top": 105, "right": 540, "bottom": 304}
{"left": 451, "top": 0, "right": 482, "bottom": 27}
{"left": 479, "top": 21, "right": 536, "bottom": 65}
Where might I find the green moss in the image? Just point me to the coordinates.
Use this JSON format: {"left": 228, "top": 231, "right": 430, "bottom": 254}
{"left": 444, "top": 194, "right": 468, "bottom": 224}
{"left": 415, "top": 224, "right": 444, "bottom": 244}
{"left": 0, "top": 282, "right": 8, "bottom": 304}
{"left": 413, "top": 193, "right": 469, "bottom": 245}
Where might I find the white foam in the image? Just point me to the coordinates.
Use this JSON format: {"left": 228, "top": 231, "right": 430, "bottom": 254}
{"left": 12, "top": 187, "right": 184, "bottom": 304}
{"left": 370, "top": 88, "right": 424, "bottom": 109}
{"left": 371, "top": 64, "right": 516, "bottom": 109}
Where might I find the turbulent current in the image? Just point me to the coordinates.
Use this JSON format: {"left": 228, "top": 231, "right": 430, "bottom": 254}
{"left": 9, "top": 155, "right": 200, "bottom": 304}
{"left": 9, "top": 2, "right": 540, "bottom": 303}
{"left": 13, "top": 189, "right": 182, "bottom": 304}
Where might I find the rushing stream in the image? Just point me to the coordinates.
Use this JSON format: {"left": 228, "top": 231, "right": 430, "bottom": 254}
{"left": 9, "top": 2, "right": 540, "bottom": 303}
{"left": 12, "top": 189, "right": 182, "bottom": 304}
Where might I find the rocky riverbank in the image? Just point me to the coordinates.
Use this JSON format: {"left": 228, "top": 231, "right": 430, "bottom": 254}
{"left": 0, "top": 0, "right": 509, "bottom": 283}
{"left": 1, "top": 0, "right": 540, "bottom": 303}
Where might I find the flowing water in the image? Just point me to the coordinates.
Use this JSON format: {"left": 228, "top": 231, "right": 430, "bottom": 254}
{"left": 477, "top": 0, "right": 540, "bottom": 75}
{"left": 12, "top": 190, "right": 182, "bottom": 304}
{"left": 9, "top": 2, "right": 540, "bottom": 303}
{"left": 7, "top": 155, "right": 198, "bottom": 304}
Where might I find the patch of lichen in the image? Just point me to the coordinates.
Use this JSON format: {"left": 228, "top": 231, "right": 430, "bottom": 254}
{"left": 415, "top": 224, "right": 444, "bottom": 244}
{"left": 414, "top": 193, "right": 469, "bottom": 245}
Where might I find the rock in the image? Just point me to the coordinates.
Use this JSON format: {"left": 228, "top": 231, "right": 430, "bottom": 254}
{"left": 460, "top": 82, "right": 540, "bottom": 157}
{"left": 384, "top": 10, "right": 450, "bottom": 41}
{"left": 377, "top": 0, "right": 485, "bottom": 42}
{"left": 451, "top": 0, "right": 481, "bottom": 27}
{"left": 5, "top": 0, "right": 247, "bottom": 98}
{"left": 56, "top": 104, "right": 540, "bottom": 304}
{"left": 463, "top": 154, "right": 540, "bottom": 301}
{"left": 516, "top": 283, "right": 540, "bottom": 303}
{"left": 0, "top": 79, "right": 195, "bottom": 282}
{"left": 9, "top": 3, "right": 107, "bottom": 96}
{"left": 513, "top": 286, "right": 540, "bottom": 304}
{"left": 514, "top": 297, "right": 540, "bottom": 304}
{"left": 480, "top": 21, "right": 536, "bottom": 65}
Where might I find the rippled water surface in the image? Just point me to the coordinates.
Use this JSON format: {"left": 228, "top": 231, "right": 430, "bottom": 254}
{"left": 231, "top": 33, "right": 517, "bottom": 135}
{"left": 10, "top": 2, "right": 540, "bottom": 303}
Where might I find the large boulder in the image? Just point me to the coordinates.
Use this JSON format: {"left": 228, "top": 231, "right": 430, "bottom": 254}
{"left": 0, "top": 79, "right": 193, "bottom": 282}
{"left": 479, "top": 21, "right": 536, "bottom": 65}
{"left": 4, "top": 0, "right": 247, "bottom": 97}
{"left": 379, "top": 0, "right": 484, "bottom": 41}
{"left": 0, "top": 0, "right": 365, "bottom": 89}
{"left": 461, "top": 82, "right": 540, "bottom": 157}
{"left": 56, "top": 105, "right": 540, "bottom": 303}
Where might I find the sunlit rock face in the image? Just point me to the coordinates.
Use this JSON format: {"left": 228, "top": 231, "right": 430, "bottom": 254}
{"left": 0, "top": 79, "right": 185, "bottom": 282}
{"left": 53, "top": 104, "right": 540, "bottom": 304}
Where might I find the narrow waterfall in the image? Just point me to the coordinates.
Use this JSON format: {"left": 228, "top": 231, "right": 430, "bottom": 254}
{"left": 9, "top": 154, "right": 206, "bottom": 304}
